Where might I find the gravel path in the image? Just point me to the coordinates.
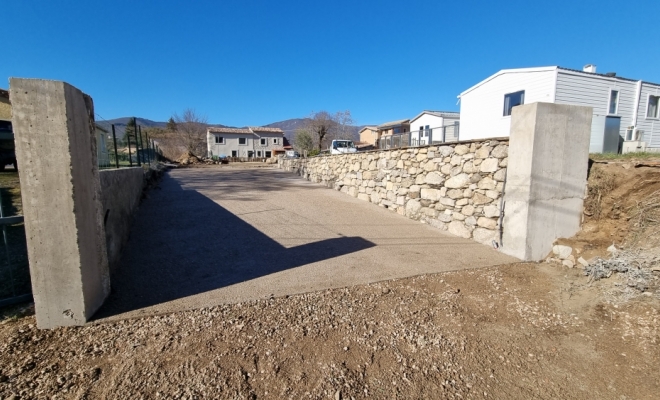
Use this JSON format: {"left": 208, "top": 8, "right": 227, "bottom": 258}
{"left": 95, "top": 166, "right": 515, "bottom": 321}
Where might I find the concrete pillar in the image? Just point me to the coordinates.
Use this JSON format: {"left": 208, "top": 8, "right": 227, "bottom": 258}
{"left": 10, "top": 78, "right": 110, "bottom": 328}
{"left": 501, "top": 102, "right": 592, "bottom": 261}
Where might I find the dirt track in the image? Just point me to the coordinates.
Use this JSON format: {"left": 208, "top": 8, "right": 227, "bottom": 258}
{"left": 1, "top": 262, "right": 658, "bottom": 399}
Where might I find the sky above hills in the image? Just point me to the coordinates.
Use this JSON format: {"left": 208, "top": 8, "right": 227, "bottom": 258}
{"left": 3, "top": 0, "right": 659, "bottom": 127}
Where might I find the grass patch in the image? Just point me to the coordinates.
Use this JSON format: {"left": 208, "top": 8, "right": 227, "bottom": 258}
{"left": 590, "top": 152, "right": 660, "bottom": 161}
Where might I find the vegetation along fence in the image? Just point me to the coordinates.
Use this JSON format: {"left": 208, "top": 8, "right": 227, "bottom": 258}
{"left": 95, "top": 115, "right": 165, "bottom": 169}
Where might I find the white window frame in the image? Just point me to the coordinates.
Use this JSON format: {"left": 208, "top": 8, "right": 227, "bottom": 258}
{"left": 608, "top": 89, "right": 619, "bottom": 115}
{"left": 272, "top": 138, "right": 279, "bottom": 145}
{"left": 256, "top": 150, "right": 262, "bottom": 157}
{"left": 238, "top": 137, "right": 247, "bottom": 145}
{"left": 214, "top": 136, "right": 224, "bottom": 144}
{"left": 260, "top": 138, "right": 267, "bottom": 146}
{"left": 503, "top": 90, "right": 525, "bottom": 116}
{"left": 647, "top": 94, "right": 659, "bottom": 119}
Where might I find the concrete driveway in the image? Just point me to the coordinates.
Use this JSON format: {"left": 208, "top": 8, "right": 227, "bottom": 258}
{"left": 96, "top": 165, "right": 518, "bottom": 321}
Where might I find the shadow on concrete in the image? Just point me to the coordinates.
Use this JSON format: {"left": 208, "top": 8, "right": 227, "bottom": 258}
{"left": 93, "top": 170, "right": 375, "bottom": 319}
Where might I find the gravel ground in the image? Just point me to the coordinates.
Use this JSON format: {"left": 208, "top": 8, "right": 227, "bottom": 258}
{"left": 1, "top": 263, "right": 658, "bottom": 399}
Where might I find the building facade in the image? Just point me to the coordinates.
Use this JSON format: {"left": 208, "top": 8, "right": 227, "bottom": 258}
{"left": 206, "top": 126, "right": 285, "bottom": 158}
{"left": 458, "top": 66, "right": 660, "bottom": 152}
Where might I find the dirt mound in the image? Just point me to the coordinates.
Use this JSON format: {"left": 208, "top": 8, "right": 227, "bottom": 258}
{"left": 175, "top": 151, "right": 200, "bottom": 166}
{"left": 559, "top": 161, "right": 660, "bottom": 260}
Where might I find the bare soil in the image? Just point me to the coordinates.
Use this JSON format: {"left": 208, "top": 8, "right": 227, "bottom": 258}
{"left": 1, "top": 162, "right": 659, "bottom": 399}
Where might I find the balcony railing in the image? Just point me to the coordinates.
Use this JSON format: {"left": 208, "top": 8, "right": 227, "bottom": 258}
{"left": 378, "top": 123, "right": 460, "bottom": 150}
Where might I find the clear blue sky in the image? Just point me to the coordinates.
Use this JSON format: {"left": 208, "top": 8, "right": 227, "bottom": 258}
{"left": 3, "top": 0, "right": 659, "bottom": 127}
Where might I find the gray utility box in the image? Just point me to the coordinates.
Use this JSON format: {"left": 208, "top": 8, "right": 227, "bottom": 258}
{"left": 589, "top": 115, "right": 620, "bottom": 154}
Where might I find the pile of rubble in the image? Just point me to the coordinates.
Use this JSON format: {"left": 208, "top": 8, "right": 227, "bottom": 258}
{"left": 545, "top": 244, "right": 589, "bottom": 269}
{"left": 584, "top": 247, "right": 660, "bottom": 293}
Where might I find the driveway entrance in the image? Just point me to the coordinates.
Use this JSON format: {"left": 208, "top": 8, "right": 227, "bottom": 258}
{"left": 96, "top": 166, "right": 517, "bottom": 321}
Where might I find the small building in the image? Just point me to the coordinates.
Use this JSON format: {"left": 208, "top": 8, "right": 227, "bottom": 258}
{"left": 458, "top": 65, "right": 660, "bottom": 152}
{"left": 359, "top": 126, "right": 379, "bottom": 147}
{"left": 409, "top": 111, "right": 460, "bottom": 146}
{"left": 377, "top": 119, "right": 409, "bottom": 149}
{"left": 206, "top": 126, "right": 285, "bottom": 159}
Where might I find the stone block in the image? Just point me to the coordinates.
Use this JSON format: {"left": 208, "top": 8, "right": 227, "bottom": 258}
{"left": 479, "top": 158, "right": 499, "bottom": 173}
{"left": 473, "top": 228, "right": 497, "bottom": 245}
{"left": 424, "top": 172, "right": 444, "bottom": 185}
{"left": 454, "top": 145, "right": 469, "bottom": 155}
{"left": 448, "top": 221, "right": 472, "bottom": 238}
{"left": 357, "top": 193, "right": 370, "bottom": 201}
{"left": 445, "top": 173, "right": 470, "bottom": 188}
{"left": 475, "top": 146, "right": 491, "bottom": 159}
{"left": 477, "top": 217, "right": 497, "bottom": 229}
{"left": 437, "top": 146, "right": 454, "bottom": 157}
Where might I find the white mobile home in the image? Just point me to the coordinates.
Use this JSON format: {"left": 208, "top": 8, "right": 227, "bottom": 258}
{"left": 409, "top": 111, "right": 460, "bottom": 145}
{"left": 458, "top": 66, "right": 660, "bottom": 152}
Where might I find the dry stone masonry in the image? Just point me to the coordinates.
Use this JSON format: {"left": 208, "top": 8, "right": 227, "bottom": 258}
{"left": 279, "top": 139, "right": 509, "bottom": 246}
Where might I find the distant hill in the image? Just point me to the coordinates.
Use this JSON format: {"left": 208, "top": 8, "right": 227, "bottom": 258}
{"left": 98, "top": 116, "right": 369, "bottom": 142}
{"left": 265, "top": 118, "right": 369, "bottom": 142}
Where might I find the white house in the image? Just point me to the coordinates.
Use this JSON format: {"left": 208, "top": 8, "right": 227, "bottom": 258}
{"left": 207, "top": 126, "right": 285, "bottom": 158}
{"left": 458, "top": 65, "right": 660, "bottom": 152}
{"left": 409, "top": 111, "right": 460, "bottom": 145}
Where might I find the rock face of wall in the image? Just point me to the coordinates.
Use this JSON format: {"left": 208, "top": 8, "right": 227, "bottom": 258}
{"left": 280, "top": 139, "right": 509, "bottom": 245}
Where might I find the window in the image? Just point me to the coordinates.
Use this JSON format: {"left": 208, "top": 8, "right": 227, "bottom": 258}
{"left": 231, "top": 150, "right": 237, "bottom": 157}
{"left": 648, "top": 95, "right": 659, "bottom": 119}
{"left": 419, "top": 126, "right": 423, "bottom": 136}
{"left": 215, "top": 136, "right": 224, "bottom": 144}
{"left": 257, "top": 150, "right": 262, "bottom": 157}
{"left": 247, "top": 150, "right": 254, "bottom": 158}
{"left": 608, "top": 90, "right": 619, "bottom": 114}
{"left": 238, "top": 137, "right": 247, "bottom": 145}
{"left": 273, "top": 138, "right": 279, "bottom": 145}
{"left": 265, "top": 151, "right": 272, "bottom": 158}
{"left": 503, "top": 90, "right": 525, "bottom": 116}
{"left": 424, "top": 125, "right": 430, "bottom": 137}
{"left": 260, "top": 138, "right": 267, "bottom": 145}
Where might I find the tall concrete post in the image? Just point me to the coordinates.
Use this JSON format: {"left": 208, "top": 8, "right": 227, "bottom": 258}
{"left": 501, "top": 102, "right": 592, "bottom": 261}
{"left": 10, "top": 78, "right": 110, "bottom": 328}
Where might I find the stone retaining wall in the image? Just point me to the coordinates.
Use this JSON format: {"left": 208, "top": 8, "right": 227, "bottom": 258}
{"left": 279, "top": 139, "right": 509, "bottom": 245}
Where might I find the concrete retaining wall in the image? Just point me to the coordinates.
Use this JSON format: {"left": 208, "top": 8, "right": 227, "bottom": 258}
{"left": 99, "top": 167, "right": 144, "bottom": 272}
{"left": 279, "top": 138, "right": 509, "bottom": 245}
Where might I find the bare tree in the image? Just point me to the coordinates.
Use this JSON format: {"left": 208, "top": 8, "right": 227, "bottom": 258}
{"left": 306, "top": 111, "right": 337, "bottom": 151}
{"left": 172, "top": 108, "right": 208, "bottom": 156}
{"left": 334, "top": 110, "right": 355, "bottom": 140}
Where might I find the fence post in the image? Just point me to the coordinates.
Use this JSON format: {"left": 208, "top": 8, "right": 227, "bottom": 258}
{"left": 111, "top": 124, "right": 119, "bottom": 169}
{"left": 127, "top": 134, "right": 133, "bottom": 167}
{"left": 145, "top": 132, "right": 151, "bottom": 164}
{"left": 9, "top": 78, "right": 110, "bottom": 328}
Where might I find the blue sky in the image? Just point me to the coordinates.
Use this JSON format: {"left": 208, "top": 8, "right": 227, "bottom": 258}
{"left": 3, "top": 0, "right": 659, "bottom": 127}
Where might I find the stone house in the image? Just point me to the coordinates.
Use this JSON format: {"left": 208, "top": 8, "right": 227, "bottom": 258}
{"left": 206, "top": 126, "right": 285, "bottom": 158}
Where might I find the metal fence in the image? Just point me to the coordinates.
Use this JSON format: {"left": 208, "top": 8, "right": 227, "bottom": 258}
{"left": 0, "top": 179, "right": 30, "bottom": 307}
{"left": 379, "top": 123, "right": 460, "bottom": 150}
{"left": 95, "top": 116, "right": 164, "bottom": 169}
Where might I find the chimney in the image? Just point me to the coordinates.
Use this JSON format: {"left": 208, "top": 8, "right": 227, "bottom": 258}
{"left": 583, "top": 64, "right": 597, "bottom": 73}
